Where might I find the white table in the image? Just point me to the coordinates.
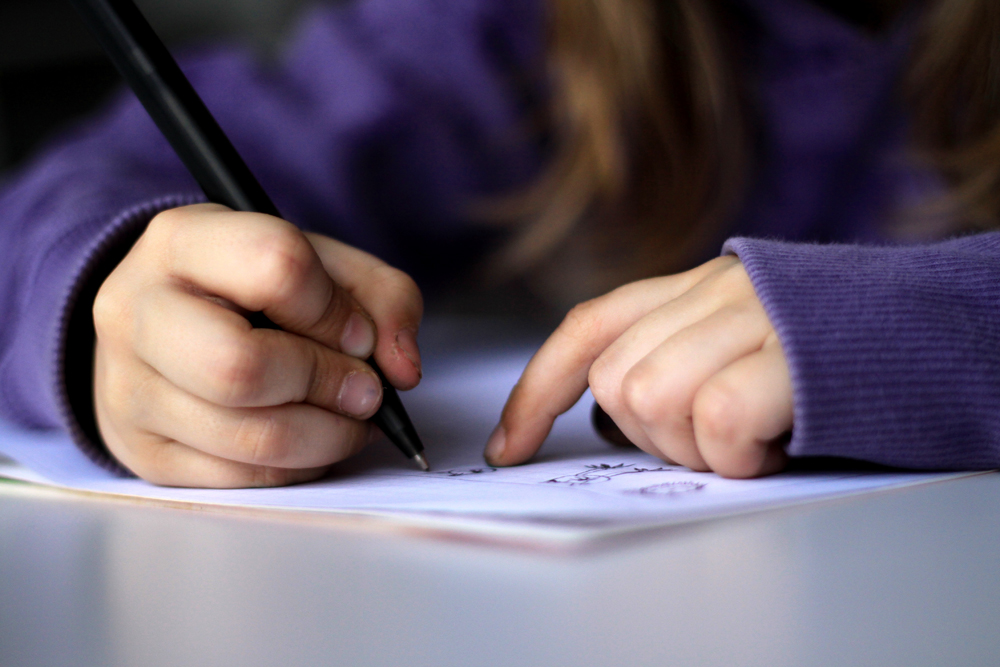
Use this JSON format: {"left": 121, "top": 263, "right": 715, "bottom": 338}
{"left": 2, "top": 319, "right": 997, "bottom": 666}
{"left": 1, "top": 471, "right": 998, "bottom": 667}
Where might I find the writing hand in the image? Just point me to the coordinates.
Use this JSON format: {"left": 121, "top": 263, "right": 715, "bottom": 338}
{"left": 485, "top": 256, "right": 792, "bottom": 478}
{"left": 93, "top": 204, "right": 423, "bottom": 487}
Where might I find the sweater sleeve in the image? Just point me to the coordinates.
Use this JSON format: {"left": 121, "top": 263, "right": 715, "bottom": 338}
{"left": 0, "top": 0, "right": 543, "bottom": 472}
{"left": 723, "top": 234, "right": 1000, "bottom": 470}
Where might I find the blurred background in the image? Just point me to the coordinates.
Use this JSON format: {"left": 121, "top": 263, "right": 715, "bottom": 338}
{"left": 0, "top": 0, "right": 559, "bottom": 321}
{"left": 0, "top": 0, "right": 315, "bottom": 172}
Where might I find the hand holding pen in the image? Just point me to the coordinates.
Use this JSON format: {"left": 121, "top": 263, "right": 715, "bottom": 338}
{"left": 71, "top": 0, "right": 428, "bottom": 486}
{"left": 92, "top": 205, "right": 425, "bottom": 487}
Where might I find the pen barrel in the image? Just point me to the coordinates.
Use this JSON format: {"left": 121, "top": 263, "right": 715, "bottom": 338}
{"left": 67, "top": 0, "right": 280, "bottom": 217}
{"left": 369, "top": 363, "right": 424, "bottom": 459}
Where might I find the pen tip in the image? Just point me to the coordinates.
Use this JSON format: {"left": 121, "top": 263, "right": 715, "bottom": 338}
{"left": 413, "top": 453, "right": 430, "bottom": 472}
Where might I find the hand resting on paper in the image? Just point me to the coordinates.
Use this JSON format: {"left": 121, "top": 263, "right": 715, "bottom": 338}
{"left": 486, "top": 256, "right": 794, "bottom": 479}
{"left": 92, "top": 204, "right": 424, "bottom": 487}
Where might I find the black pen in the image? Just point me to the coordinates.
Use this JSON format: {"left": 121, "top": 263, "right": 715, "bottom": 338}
{"left": 68, "top": 0, "right": 428, "bottom": 471}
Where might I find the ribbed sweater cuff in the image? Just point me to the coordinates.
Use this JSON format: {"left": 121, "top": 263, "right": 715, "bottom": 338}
{"left": 55, "top": 194, "right": 205, "bottom": 475}
{"left": 723, "top": 235, "right": 1000, "bottom": 470}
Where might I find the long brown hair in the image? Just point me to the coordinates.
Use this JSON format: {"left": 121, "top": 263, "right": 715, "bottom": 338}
{"left": 490, "top": 0, "right": 1000, "bottom": 301}
{"left": 908, "top": 0, "right": 1000, "bottom": 228}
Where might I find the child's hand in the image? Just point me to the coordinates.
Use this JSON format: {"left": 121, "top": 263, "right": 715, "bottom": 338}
{"left": 92, "top": 204, "right": 423, "bottom": 487}
{"left": 485, "top": 256, "right": 793, "bottom": 478}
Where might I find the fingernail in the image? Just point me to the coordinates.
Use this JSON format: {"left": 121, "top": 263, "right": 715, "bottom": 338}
{"left": 395, "top": 328, "right": 422, "bottom": 378}
{"left": 484, "top": 424, "right": 506, "bottom": 465}
{"left": 339, "top": 370, "right": 382, "bottom": 418}
{"left": 341, "top": 312, "right": 376, "bottom": 358}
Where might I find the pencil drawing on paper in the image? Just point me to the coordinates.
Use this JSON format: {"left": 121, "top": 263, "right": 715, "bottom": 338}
{"left": 544, "top": 463, "right": 672, "bottom": 486}
{"left": 432, "top": 466, "right": 499, "bottom": 477}
{"left": 625, "top": 481, "right": 706, "bottom": 497}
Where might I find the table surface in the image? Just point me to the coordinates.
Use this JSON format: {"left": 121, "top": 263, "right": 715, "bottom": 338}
{"left": 2, "top": 470, "right": 998, "bottom": 667}
{"left": 2, "top": 321, "right": 998, "bottom": 667}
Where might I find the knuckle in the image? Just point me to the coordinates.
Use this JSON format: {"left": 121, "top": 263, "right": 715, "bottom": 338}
{"left": 620, "top": 364, "right": 670, "bottom": 425}
{"left": 146, "top": 207, "right": 187, "bottom": 243}
{"left": 369, "top": 265, "right": 424, "bottom": 317}
{"left": 92, "top": 281, "right": 126, "bottom": 340}
{"left": 560, "top": 298, "right": 604, "bottom": 344}
{"left": 208, "top": 337, "right": 268, "bottom": 405}
{"left": 233, "top": 413, "right": 292, "bottom": 466}
{"left": 305, "top": 282, "right": 351, "bottom": 344}
{"left": 620, "top": 364, "right": 697, "bottom": 440}
{"left": 587, "top": 354, "right": 618, "bottom": 408}
{"left": 692, "top": 379, "right": 743, "bottom": 445}
{"left": 255, "top": 227, "right": 315, "bottom": 304}
{"left": 304, "top": 346, "right": 338, "bottom": 404}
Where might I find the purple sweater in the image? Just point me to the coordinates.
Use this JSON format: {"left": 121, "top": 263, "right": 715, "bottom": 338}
{"left": 1, "top": 0, "right": 998, "bottom": 473}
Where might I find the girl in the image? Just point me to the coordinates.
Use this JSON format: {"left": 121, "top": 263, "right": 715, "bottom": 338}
{"left": 1, "top": 0, "right": 998, "bottom": 487}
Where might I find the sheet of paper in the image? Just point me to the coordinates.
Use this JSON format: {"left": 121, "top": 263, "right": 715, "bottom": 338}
{"left": 0, "top": 332, "right": 970, "bottom": 548}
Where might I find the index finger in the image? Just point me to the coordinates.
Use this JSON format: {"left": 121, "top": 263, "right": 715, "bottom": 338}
{"left": 486, "top": 263, "right": 722, "bottom": 466}
{"left": 151, "top": 205, "right": 375, "bottom": 358}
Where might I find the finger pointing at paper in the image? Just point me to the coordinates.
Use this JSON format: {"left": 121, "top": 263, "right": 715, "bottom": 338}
{"left": 485, "top": 256, "right": 794, "bottom": 479}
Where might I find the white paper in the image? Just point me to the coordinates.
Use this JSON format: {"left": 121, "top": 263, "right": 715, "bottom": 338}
{"left": 0, "top": 343, "right": 970, "bottom": 547}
